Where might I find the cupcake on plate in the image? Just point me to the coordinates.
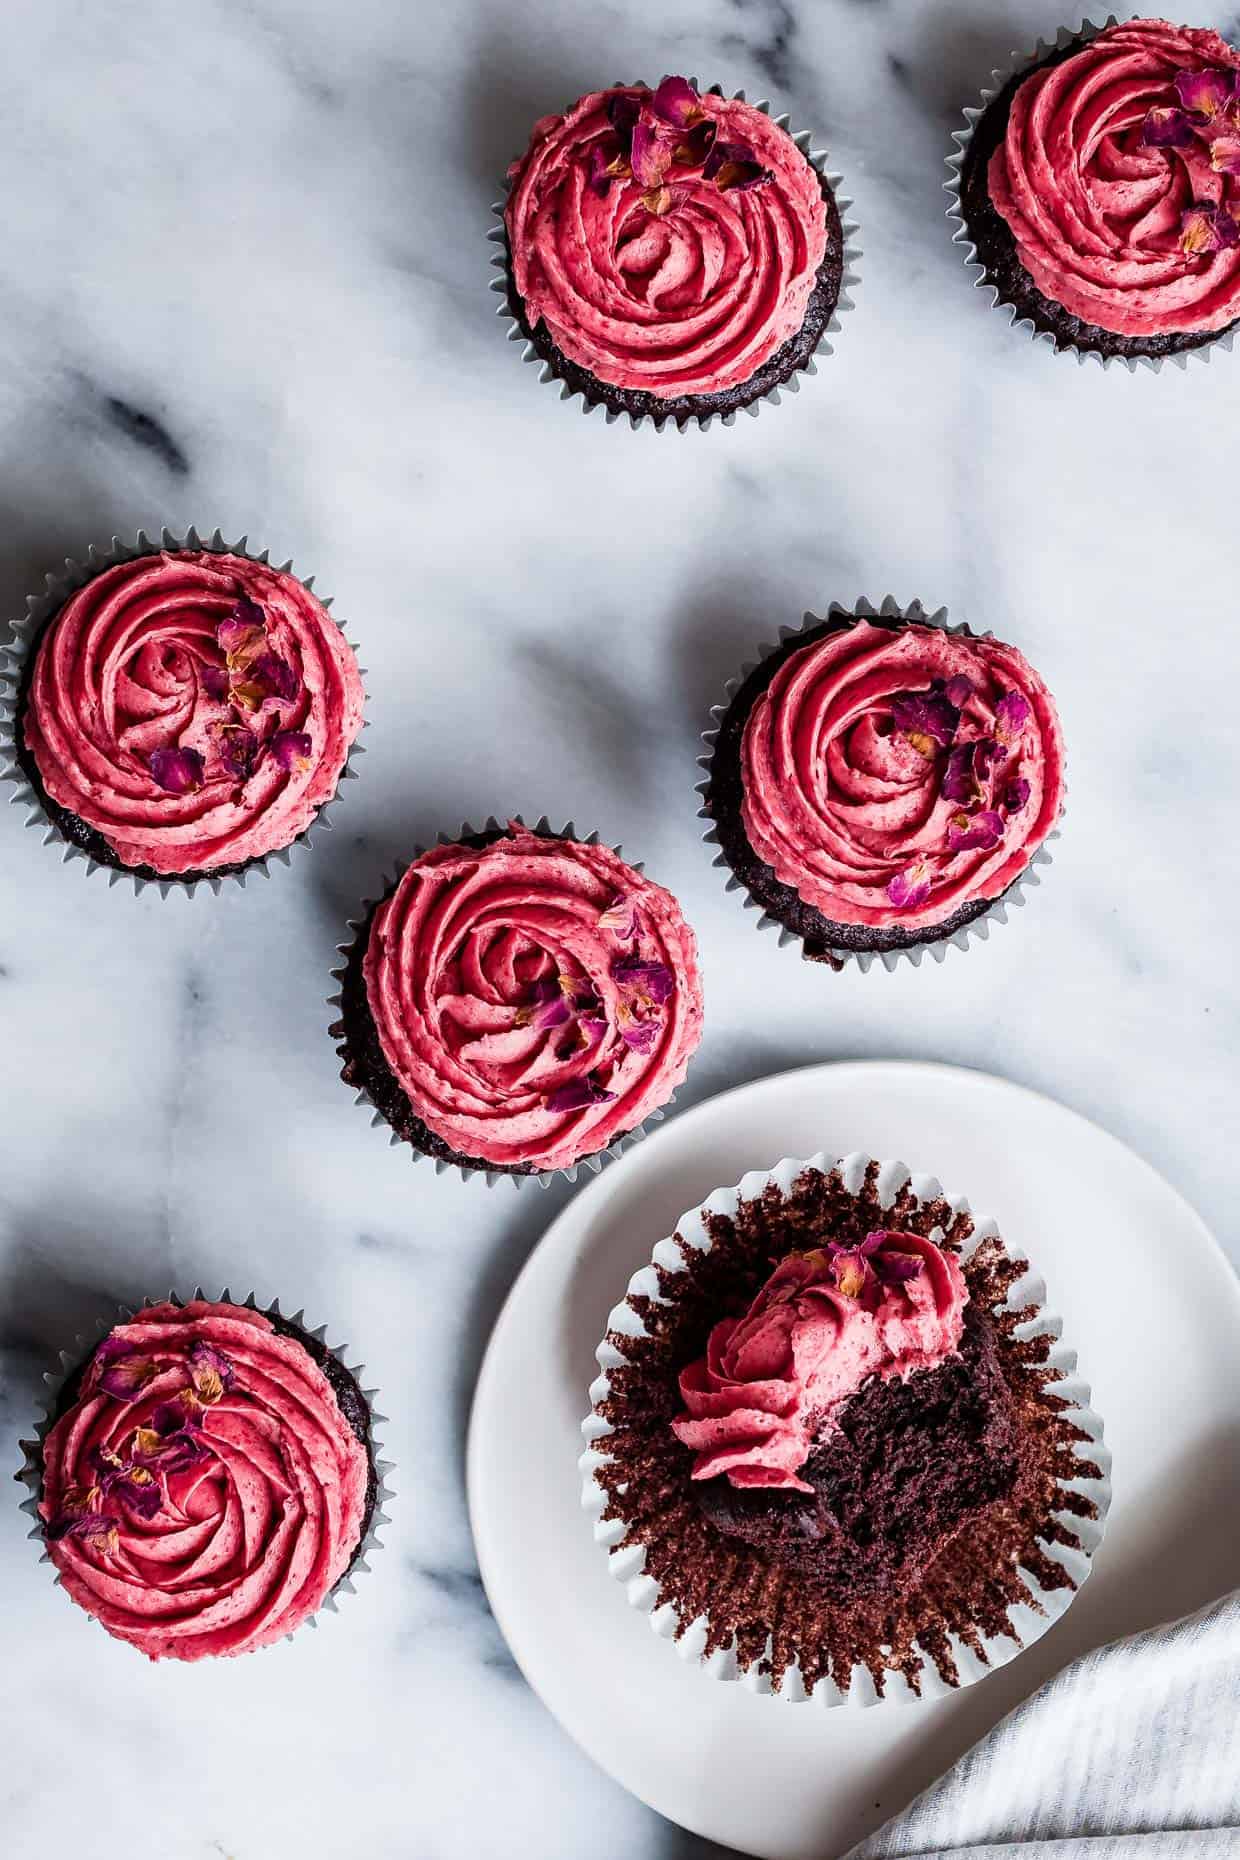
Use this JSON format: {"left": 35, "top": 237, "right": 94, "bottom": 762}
{"left": 948, "top": 18, "right": 1240, "bottom": 365}
{"left": 494, "top": 76, "right": 858, "bottom": 427}
{"left": 580, "top": 1153, "right": 1110, "bottom": 1702}
{"left": 331, "top": 818, "right": 704, "bottom": 1183}
{"left": 700, "top": 599, "right": 1065, "bottom": 969}
{"left": 0, "top": 529, "right": 365, "bottom": 892}
{"left": 17, "top": 1296, "right": 390, "bottom": 1661}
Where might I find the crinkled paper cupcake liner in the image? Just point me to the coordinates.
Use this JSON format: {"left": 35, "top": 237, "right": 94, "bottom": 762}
{"left": 698, "top": 594, "right": 1064, "bottom": 973}
{"left": 489, "top": 81, "right": 862, "bottom": 431}
{"left": 944, "top": 16, "right": 1238, "bottom": 373}
{"left": 15, "top": 1289, "right": 394, "bottom": 1652}
{"left": 0, "top": 526, "right": 368, "bottom": 897}
{"left": 328, "top": 814, "right": 686, "bottom": 1188}
{"left": 579, "top": 1150, "right": 1112, "bottom": 1704}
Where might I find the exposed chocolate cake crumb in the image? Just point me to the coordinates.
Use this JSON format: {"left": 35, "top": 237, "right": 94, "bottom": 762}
{"left": 958, "top": 39, "right": 1238, "bottom": 362}
{"left": 703, "top": 615, "right": 1013, "bottom": 962}
{"left": 589, "top": 1161, "right": 1100, "bottom": 1695}
{"left": 501, "top": 164, "right": 846, "bottom": 427}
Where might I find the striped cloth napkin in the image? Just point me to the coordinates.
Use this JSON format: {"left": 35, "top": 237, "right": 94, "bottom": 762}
{"left": 848, "top": 1591, "right": 1240, "bottom": 1860}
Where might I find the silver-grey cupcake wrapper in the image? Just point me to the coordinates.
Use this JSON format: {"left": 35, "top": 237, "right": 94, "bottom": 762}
{"left": 328, "top": 814, "right": 688, "bottom": 1188}
{"left": 489, "top": 81, "right": 862, "bottom": 431}
{"left": 15, "top": 1289, "right": 394, "bottom": 1651}
{"left": 697, "top": 595, "right": 1063, "bottom": 973}
{"left": 0, "top": 526, "right": 368, "bottom": 897}
{"left": 944, "top": 16, "right": 1237, "bottom": 373}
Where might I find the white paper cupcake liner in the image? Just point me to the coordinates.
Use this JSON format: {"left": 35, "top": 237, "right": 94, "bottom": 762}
{"left": 328, "top": 814, "right": 690, "bottom": 1188}
{"left": 15, "top": 1288, "right": 394, "bottom": 1651}
{"left": 944, "top": 16, "right": 1238, "bottom": 373}
{"left": 579, "top": 1150, "right": 1112, "bottom": 1705}
{"left": 489, "top": 80, "right": 862, "bottom": 431}
{"left": 0, "top": 526, "right": 368, "bottom": 897}
{"left": 697, "top": 594, "right": 1063, "bottom": 973}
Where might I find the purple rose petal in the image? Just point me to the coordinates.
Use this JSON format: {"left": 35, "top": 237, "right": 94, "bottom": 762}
{"left": 93, "top": 1343, "right": 158, "bottom": 1401}
{"left": 994, "top": 690, "right": 1031, "bottom": 745}
{"left": 642, "top": 181, "right": 693, "bottom": 217}
{"left": 620, "top": 1021, "right": 659, "bottom": 1054}
{"left": 875, "top": 1249, "right": 925, "bottom": 1284}
{"left": 588, "top": 141, "right": 631, "bottom": 196}
{"left": 891, "top": 685, "right": 961, "bottom": 754}
{"left": 612, "top": 955, "right": 675, "bottom": 1005}
{"left": 1003, "top": 776, "right": 1031, "bottom": 814}
{"left": 703, "top": 140, "right": 772, "bottom": 190}
{"left": 941, "top": 740, "right": 983, "bottom": 806}
{"left": 1174, "top": 67, "right": 1240, "bottom": 123}
{"left": 943, "top": 674, "right": 974, "bottom": 709}
{"left": 674, "top": 118, "right": 717, "bottom": 165}
{"left": 1179, "top": 201, "right": 1240, "bottom": 254}
{"left": 607, "top": 92, "right": 641, "bottom": 140}
{"left": 545, "top": 1073, "right": 616, "bottom": 1113}
{"left": 214, "top": 723, "right": 259, "bottom": 782}
{"left": 201, "top": 662, "right": 230, "bottom": 703}
{"left": 947, "top": 808, "right": 1005, "bottom": 853}
{"left": 217, "top": 608, "right": 265, "bottom": 661}
{"left": 129, "top": 1419, "right": 209, "bottom": 1474}
{"left": 650, "top": 76, "right": 702, "bottom": 128}
{"left": 598, "top": 894, "right": 642, "bottom": 939}
{"left": 148, "top": 745, "right": 205, "bottom": 795}
{"left": 1209, "top": 135, "right": 1240, "bottom": 176}
{"left": 189, "top": 1340, "right": 234, "bottom": 1404}
{"left": 630, "top": 116, "right": 672, "bottom": 190}
{"left": 271, "top": 729, "right": 312, "bottom": 772}
{"left": 249, "top": 650, "right": 298, "bottom": 702}
{"left": 47, "top": 1510, "right": 120, "bottom": 1550}
{"left": 1140, "top": 104, "right": 1197, "bottom": 148}
{"left": 887, "top": 862, "right": 932, "bottom": 911}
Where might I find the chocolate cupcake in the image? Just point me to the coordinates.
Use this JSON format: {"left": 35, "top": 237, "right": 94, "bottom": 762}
{"left": 0, "top": 528, "right": 365, "bottom": 894}
{"left": 16, "top": 1294, "right": 392, "bottom": 1661}
{"left": 492, "top": 77, "right": 859, "bottom": 428}
{"left": 947, "top": 18, "right": 1240, "bottom": 366}
{"left": 700, "top": 598, "right": 1065, "bottom": 970}
{"left": 331, "top": 817, "right": 704, "bottom": 1184}
{"left": 580, "top": 1153, "right": 1110, "bottom": 1702}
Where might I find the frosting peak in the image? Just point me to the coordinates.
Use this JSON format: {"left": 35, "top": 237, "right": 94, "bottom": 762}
{"left": 671, "top": 1233, "right": 967, "bottom": 1491}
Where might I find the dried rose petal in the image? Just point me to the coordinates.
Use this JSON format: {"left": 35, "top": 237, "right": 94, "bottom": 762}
{"left": 703, "top": 141, "right": 772, "bottom": 189}
{"left": 612, "top": 955, "right": 675, "bottom": 1006}
{"left": 93, "top": 1342, "right": 158, "bottom": 1400}
{"left": 875, "top": 1249, "right": 925, "bottom": 1284}
{"left": 994, "top": 690, "right": 1031, "bottom": 745}
{"left": 887, "top": 861, "right": 932, "bottom": 910}
{"left": 188, "top": 1340, "right": 234, "bottom": 1404}
{"left": 607, "top": 91, "right": 641, "bottom": 140}
{"left": 148, "top": 745, "right": 205, "bottom": 795}
{"left": 643, "top": 182, "right": 693, "bottom": 216}
{"left": 545, "top": 1074, "right": 616, "bottom": 1113}
{"left": 213, "top": 722, "right": 259, "bottom": 781}
{"left": 201, "top": 662, "right": 230, "bottom": 703}
{"left": 148, "top": 1392, "right": 201, "bottom": 1436}
{"left": 588, "top": 141, "right": 631, "bottom": 195}
{"left": 830, "top": 1249, "right": 871, "bottom": 1301}
{"left": 943, "top": 674, "right": 973, "bottom": 709}
{"left": 47, "top": 1510, "right": 119, "bottom": 1550}
{"left": 1209, "top": 135, "right": 1240, "bottom": 175}
{"left": 947, "top": 808, "right": 1005, "bottom": 853}
{"left": 674, "top": 118, "right": 717, "bottom": 165}
{"left": 1179, "top": 201, "right": 1240, "bottom": 254}
{"left": 941, "top": 740, "right": 983, "bottom": 806}
{"left": 129, "top": 1422, "right": 209, "bottom": 1474}
{"left": 531, "top": 991, "right": 572, "bottom": 1031}
{"left": 1140, "top": 104, "right": 1197, "bottom": 148}
{"left": 1174, "top": 67, "right": 1240, "bottom": 123}
{"left": 891, "top": 686, "right": 961, "bottom": 753}
{"left": 1003, "top": 776, "right": 1031, "bottom": 814}
{"left": 630, "top": 116, "right": 672, "bottom": 190}
{"left": 598, "top": 894, "right": 641, "bottom": 938}
{"left": 620, "top": 1020, "right": 659, "bottom": 1054}
{"left": 98, "top": 1455, "right": 162, "bottom": 1520}
{"left": 217, "top": 607, "right": 265, "bottom": 662}
{"left": 650, "top": 76, "right": 702, "bottom": 128}
{"left": 248, "top": 650, "right": 298, "bottom": 702}
{"left": 271, "top": 729, "right": 313, "bottom": 772}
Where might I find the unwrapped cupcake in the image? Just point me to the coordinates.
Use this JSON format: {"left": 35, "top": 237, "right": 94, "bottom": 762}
{"left": 332, "top": 819, "right": 704, "bottom": 1182}
{"left": 495, "top": 76, "right": 857, "bottom": 426}
{"left": 949, "top": 17, "right": 1240, "bottom": 364}
{"left": 581, "top": 1154, "right": 1110, "bottom": 1701}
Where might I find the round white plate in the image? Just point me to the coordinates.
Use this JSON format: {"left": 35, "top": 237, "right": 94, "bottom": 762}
{"left": 467, "top": 1061, "right": 1240, "bottom": 1860}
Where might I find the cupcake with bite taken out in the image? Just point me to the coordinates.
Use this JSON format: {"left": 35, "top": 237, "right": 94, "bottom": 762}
{"left": 495, "top": 76, "right": 857, "bottom": 426}
{"left": 0, "top": 530, "right": 364, "bottom": 891}
{"left": 18, "top": 1296, "right": 390, "bottom": 1660}
{"left": 949, "top": 18, "right": 1240, "bottom": 364}
{"left": 700, "top": 600, "right": 1065, "bottom": 968}
{"left": 331, "top": 819, "right": 704, "bottom": 1182}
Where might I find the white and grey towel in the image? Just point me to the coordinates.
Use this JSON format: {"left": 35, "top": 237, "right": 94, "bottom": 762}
{"left": 849, "top": 1590, "right": 1240, "bottom": 1860}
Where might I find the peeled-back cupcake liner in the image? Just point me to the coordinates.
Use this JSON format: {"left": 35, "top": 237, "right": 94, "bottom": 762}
{"left": 0, "top": 526, "right": 368, "bottom": 897}
{"left": 15, "top": 1289, "right": 394, "bottom": 1651}
{"left": 579, "top": 1150, "right": 1112, "bottom": 1705}
{"left": 328, "top": 814, "right": 687, "bottom": 1189}
{"left": 697, "top": 594, "right": 1063, "bottom": 973}
{"left": 488, "top": 81, "right": 862, "bottom": 431}
{"left": 944, "top": 16, "right": 1238, "bottom": 373}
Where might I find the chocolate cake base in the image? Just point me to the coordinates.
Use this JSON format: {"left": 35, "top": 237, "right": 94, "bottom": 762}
{"left": 502, "top": 168, "right": 846, "bottom": 426}
{"left": 42, "top": 1303, "right": 381, "bottom": 1587}
{"left": 331, "top": 827, "right": 638, "bottom": 1178}
{"left": 704, "top": 614, "right": 1010, "bottom": 965}
{"left": 696, "top": 1302, "right": 1024, "bottom": 1599}
{"left": 958, "top": 38, "right": 1239, "bottom": 362}
{"left": 591, "top": 1159, "right": 1101, "bottom": 1695}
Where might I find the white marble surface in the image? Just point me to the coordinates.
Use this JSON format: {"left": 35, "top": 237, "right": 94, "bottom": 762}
{"left": 1, "top": 1, "right": 1237, "bottom": 1856}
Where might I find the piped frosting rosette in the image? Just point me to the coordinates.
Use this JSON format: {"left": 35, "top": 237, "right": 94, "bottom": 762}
{"left": 700, "top": 598, "right": 1065, "bottom": 970}
{"left": 331, "top": 820, "right": 705, "bottom": 1182}
{"left": 16, "top": 1295, "right": 393, "bottom": 1662}
{"left": 947, "top": 18, "right": 1240, "bottom": 365}
{"left": 0, "top": 528, "right": 365, "bottom": 891}
{"left": 579, "top": 1152, "right": 1112, "bottom": 1704}
{"left": 491, "top": 77, "right": 859, "bottom": 427}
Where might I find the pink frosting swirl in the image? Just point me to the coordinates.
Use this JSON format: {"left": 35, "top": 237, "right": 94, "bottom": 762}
{"left": 22, "top": 551, "right": 364, "bottom": 875}
{"left": 672, "top": 1234, "right": 967, "bottom": 1491}
{"left": 740, "top": 621, "right": 1065, "bottom": 932}
{"left": 989, "top": 20, "right": 1240, "bottom": 337}
{"left": 39, "top": 1302, "right": 370, "bottom": 1661}
{"left": 505, "top": 85, "right": 829, "bottom": 397}
{"left": 363, "top": 825, "right": 704, "bottom": 1171}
